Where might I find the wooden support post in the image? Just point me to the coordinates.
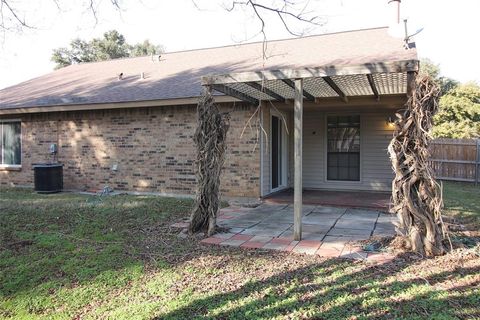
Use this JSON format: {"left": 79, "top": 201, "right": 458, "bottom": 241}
{"left": 294, "top": 78, "right": 303, "bottom": 241}
{"left": 475, "top": 139, "right": 479, "bottom": 187}
{"left": 406, "top": 71, "right": 416, "bottom": 97}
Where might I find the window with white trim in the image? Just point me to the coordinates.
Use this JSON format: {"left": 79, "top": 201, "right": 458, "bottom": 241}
{"left": 327, "top": 115, "right": 360, "bottom": 181}
{"left": 1, "top": 121, "right": 21, "bottom": 166}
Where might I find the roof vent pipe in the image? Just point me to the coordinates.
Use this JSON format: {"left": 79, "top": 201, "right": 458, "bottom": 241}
{"left": 387, "top": 0, "right": 403, "bottom": 38}
{"left": 391, "top": 0, "right": 401, "bottom": 24}
{"left": 140, "top": 72, "right": 145, "bottom": 80}
{"left": 151, "top": 53, "right": 161, "bottom": 62}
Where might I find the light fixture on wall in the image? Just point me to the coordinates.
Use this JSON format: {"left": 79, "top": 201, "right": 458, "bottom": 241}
{"left": 386, "top": 116, "right": 395, "bottom": 128}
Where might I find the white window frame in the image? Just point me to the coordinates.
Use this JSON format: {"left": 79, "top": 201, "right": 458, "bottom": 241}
{"left": 323, "top": 113, "right": 362, "bottom": 184}
{"left": 0, "top": 119, "right": 22, "bottom": 169}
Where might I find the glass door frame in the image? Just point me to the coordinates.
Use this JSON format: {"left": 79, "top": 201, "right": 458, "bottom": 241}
{"left": 270, "top": 112, "right": 288, "bottom": 192}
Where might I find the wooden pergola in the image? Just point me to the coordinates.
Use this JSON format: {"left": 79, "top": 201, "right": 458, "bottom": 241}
{"left": 202, "top": 59, "right": 419, "bottom": 241}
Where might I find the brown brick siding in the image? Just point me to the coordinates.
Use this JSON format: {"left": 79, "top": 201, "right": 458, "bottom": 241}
{"left": 0, "top": 104, "right": 260, "bottom": 197}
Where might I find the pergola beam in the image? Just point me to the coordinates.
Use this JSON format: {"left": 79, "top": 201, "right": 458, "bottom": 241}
{"left": 244, "top": 81, "right": 285, "bottom": 102}
{"left": 210, "top": 84, "right": 259, "bottom": 105}
{"left": 366, "top": 74, "right": 380, "bottom": 101}
{"left": 309, "top": 94, "right": 406, "bottom": 107}
{"left": 323, "top": 76, "right": 348, "bottom": 103}
{"left": 202, "top": 60, "right": 419, "bottom": 85}
{"left": 282, "top": 79, "right": 315, "bottom": 101}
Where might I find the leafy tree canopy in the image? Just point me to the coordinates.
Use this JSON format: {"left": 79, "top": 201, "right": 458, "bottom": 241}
{"left": 419, "top": 58, "right": 479, "bottom": 138}
{"left": 51, "top": 30, "right": 164, "bottom": 69}
{"left": 433, "top": 82, "right": 480, "bottom": 139}
{"left": 420, "top": 58, "right": 458, "bottom": 96}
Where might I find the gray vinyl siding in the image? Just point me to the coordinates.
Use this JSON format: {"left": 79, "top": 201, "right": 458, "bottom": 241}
{"left": 261, "top": 107, "right": 395, "bottom": 196}
{"left": 302, "top": 110, "right": 395, "bottom": 192}
{"left": 303, "top": 111, "right": 325, "bottom": 188}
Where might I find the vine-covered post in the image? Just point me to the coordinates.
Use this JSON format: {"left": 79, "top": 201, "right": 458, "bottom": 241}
{"left": 388, "top": 74, "right": 447, "bottom": 256}
{"left": 189, "top": 86, "right": 230, "bottom": 236}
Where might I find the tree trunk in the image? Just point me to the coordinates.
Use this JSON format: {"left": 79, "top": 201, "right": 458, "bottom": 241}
{"left": 189, "top": 88, "right": 230, "bottom": 236}
{"left": 388, "top": 75, "right": 447, "bottom": 256}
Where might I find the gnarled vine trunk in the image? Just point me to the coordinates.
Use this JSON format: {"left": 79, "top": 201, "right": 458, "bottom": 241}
{"left": 189, "top": 88, "right": 230, "bottom": 236}
{"left": 388, "top": 75, "right": 447, "bottom": 256}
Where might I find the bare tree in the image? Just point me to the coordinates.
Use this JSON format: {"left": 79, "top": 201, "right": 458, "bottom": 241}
{"left": 189, "top": 88, "right": 230, "bottom": 236}
{"left": 192, "top": 0, "right": 326, "bottom": 59}
{"left": 0, "top": 0, "right": 121, "bottom": 34}
{"left": 388, "top": 75, "right": 449, "bottom": 256}
{"left": 2, "top": 1, "right": 325, "bottom": 43}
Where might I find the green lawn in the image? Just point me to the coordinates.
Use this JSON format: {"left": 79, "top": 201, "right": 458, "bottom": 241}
{"left": 443, "top": 182, "right": 480, "bottom": 222}
{"left": 0, "top": 183, "right": 479, "bottom": 319}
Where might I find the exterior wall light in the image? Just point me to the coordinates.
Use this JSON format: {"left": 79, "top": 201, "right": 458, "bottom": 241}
{"left": 386, "top": 116, "right": 396, "bottom": 128}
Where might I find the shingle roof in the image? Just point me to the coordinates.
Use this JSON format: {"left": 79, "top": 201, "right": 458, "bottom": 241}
{"left": 0, "top": 27, "right": 417, "bottom": 110}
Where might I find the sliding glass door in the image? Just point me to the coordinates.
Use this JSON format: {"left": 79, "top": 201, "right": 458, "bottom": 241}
{"left": 271, "top": 114, "right": 287, "bottom": 191}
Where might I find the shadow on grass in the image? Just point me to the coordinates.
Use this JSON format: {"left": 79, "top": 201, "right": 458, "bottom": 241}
{"left": 1, "top": 187, "right": 479, "bottom": 319}
{"left": 156, "top": 254, "right": 480, "bottom": 319}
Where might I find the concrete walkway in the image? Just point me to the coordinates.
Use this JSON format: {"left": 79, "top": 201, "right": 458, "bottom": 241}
{"left": 185, "top": 204, "right": 397, "bottom": 262}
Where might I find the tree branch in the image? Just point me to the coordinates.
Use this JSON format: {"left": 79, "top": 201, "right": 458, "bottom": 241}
{"left": 0, "top": 0, "right": 124, "bottom": 35}
{"left": 0, "top": 0, "right": 34, "bottom": 30}
{"left": 88, "top": 0, "right": 98, "bottom": 25}
{"left": 251, "top": 1, "right": 324, "bottom": 28}
{"left": 225, "top": 0, "right": 325, "bottom": 37}
{"left": 220, "top": 0, "right": 326, "bottom": 60}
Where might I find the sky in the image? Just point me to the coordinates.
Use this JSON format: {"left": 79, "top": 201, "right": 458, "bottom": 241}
{"left": 0, "top": 0, "right": 479, "bottom": 90}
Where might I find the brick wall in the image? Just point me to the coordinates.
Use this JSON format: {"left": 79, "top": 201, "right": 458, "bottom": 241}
{"left": 0, "top": 104, "right": 260, "bottom": 197}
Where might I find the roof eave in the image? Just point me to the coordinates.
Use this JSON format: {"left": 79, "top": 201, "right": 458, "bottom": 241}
{"left": 0, "top": 95, "right": 241, "bottom": 116}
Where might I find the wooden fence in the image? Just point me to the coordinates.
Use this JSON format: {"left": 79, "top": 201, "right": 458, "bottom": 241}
{"left": 429, "top": 138, "right": 480, "bottom": 185}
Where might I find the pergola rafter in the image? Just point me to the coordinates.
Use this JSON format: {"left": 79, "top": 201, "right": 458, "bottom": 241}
{"left": 211, "top": 84, "right": 259, "bottom": 105}
{"left": 244, "top": 81, "right": 285, "bottom": 102}
{"left": 323, "top": 76, "right": 348, "bottom": 103}
{"left": 281, "top": 79, "right": 315, "bottom": 101}
{"left": 366, "top": 74, "right": 380, "bottom": 101}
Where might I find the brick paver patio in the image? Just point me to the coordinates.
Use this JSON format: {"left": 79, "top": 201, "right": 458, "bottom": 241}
{"left": 175, "top": 204, "right": 397, "bottom": 263}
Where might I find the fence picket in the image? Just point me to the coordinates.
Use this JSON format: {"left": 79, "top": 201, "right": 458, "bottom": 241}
{"left": 429, "top": 138, "right": 479, "bottom": 185}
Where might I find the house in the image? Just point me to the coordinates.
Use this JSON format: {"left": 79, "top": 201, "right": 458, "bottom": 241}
{"left": 0, "top": 27, "right": 418, "bottom": 200}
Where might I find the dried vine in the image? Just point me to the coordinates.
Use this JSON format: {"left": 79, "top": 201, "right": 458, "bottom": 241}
{"left": 388, "top": 75, "right": 447, "bottom": 256}
{"left": 189, "top": 87, "right": 230, "bottom": 236}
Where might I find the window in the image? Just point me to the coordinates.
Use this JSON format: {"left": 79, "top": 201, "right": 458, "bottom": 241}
{"left": 1, "top": 121, "right": 21, "bottom": 166}
{"left": 327, "top": 115, "right": 360, "bottom": 181}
